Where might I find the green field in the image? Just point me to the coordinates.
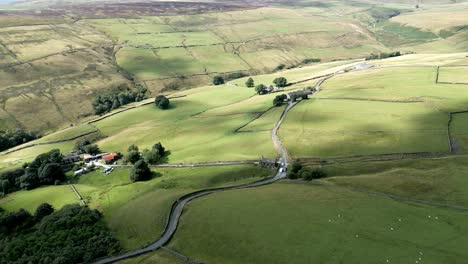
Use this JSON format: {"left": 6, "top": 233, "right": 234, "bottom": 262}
{"left": 0, "top": 164, "right": 271, "bottom": 251}
{"left": 1, "top": 2, "right": 468, "bottom": 261}
{"left": 169, "top": 181, "right": 468, "bottom": 264}
{"left": 280, "top": 99, "right": 449, "bottom": 158}
{"left": 318, "top": 155, "right": 468, "bottom": 206}
{"left": 0, "top": 185, "right": 80, "bottom": 212}
{"left": 450, "top": 112, "right": 468, "bottom": 153}
{"left": 120, "top": 250, "right": 183, "bottom": 264}
{"left": 439, "top": 67, "right": 468, "bottom": 84}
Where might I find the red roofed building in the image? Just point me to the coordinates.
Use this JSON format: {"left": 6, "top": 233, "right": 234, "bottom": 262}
{"left": 103, "top": 153, "right": 119, "bottom": 164}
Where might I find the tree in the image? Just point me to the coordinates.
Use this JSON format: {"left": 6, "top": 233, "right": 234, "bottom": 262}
{"left": 287, "top": 171, "right": 298, "bottom": 179}
{"left": 34, "top": 203, "right": 54, "bottom": 221}
{"left": 130, "top": 160, "right": 152, "bottom": 182}
{"left": 245, "top": 77, "right": 255, "bottom": 88}
{"left": 83, "top": 144, "right": 100, "bottom": 155}
{"left": 273, "top": 77, "right": 288, "bottom": 88}
{"left": 273, "top": 94, "right": 287, "bottom": 107}
{"left": 127, "top": 144, "right": 139, "bottom": 152}
{"left": 38, "top": 163, "right": 64, "bottom": 185}
{"left": 152, "top": 142, "right": 165, "bottom": 156}
{"left": 255, "top": 84, "right": 267, "bottom": 95}
{"left": 291, "top": 162, "right": 303, "bottom": 174}
{"left": 143, "top": 149, "right": 160, "bottom": 164}
{"left": 302, "top": 94, "right": 309, "bottom": 100}
{"left": 155, "top": 95, "right": 170, "bottom": 110}
{"left": 212, "top": 75, "right": 225, "bottom": 85}
{"left": 126, "top": 151, "right": 141, "bottom": 164}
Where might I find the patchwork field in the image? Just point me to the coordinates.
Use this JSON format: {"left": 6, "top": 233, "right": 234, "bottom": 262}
{"left": 0, "top": 19, "right": 130, "bottom": 133}
{"left": 0, "top": 1, "right": 467, "bottom": 261}
{"left": 0, "top": 0, "right": 466, "bottom": 134}
{"left": 87, "top": 6, "right": 388, "bottom": 92}
{"left": 169, "top": 181, "right": 468, "bottom": 264}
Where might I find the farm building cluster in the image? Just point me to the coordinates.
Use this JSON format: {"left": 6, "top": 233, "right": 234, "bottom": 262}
{"left": 63, "top": 152, "right": 120, "bottom": 176}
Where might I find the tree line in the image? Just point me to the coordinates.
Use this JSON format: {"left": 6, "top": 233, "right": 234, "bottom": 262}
{"left": 366, "top": 51, "right": 401, "bottom": 60}
{"left": 0, "top": 203, "right": 121, "bottom": 264}
{"left": 93, "top": 84, "right": 148, "bottom": 115}
{"left": 0, "top": 129, "right": 38, "bottom": 152}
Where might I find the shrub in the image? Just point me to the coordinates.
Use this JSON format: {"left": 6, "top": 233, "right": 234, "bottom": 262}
{"left": 275, "top": 64, "right": 286, "bottom": 71}
{"left": 303, "top": 58, "right": 321, "bottom": 64}
{"left": 302, "top": 168, "right": 327, "bottom": 181}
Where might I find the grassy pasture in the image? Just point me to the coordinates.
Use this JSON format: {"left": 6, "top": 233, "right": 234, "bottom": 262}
{"left": 0, "top": 141, "right": 75, "bottom": 169}
{"left": 0, "top": 185, "right": 80, "bottom": 213}
{"left": 116, "top": 47, "right": 206, "bottom": 80}
{"left": 91, "top": 6, "right": 388, "bottom": 89}
{"left": 0, "top": 164, "right": 270, "bottom": 250}
{"left": 119, "top": 250, "right": 183, "bottom": 264}
{"left": 319, "top": 66, "right": 468, "bottom": 111}
{"left": 390, "top": 6, "right": 468, "bottom": 33}
{"left": 280, "top": 99, "right": 449, "bottom": 158}
{"left": 76, "top": 165, "right": 270, "bottom": 249}
{"left": 438, "top": 66, "right": 468, "bottom": 84}
{"left": 93, "top": 85, "right": 279, "bottom": 162}
{"left": 450, "top": 112, "right": 468, "bottom": 153}
{"left": 169, "top": 181, "right": 468, "bottom": 264}
{"left": 34, "top": 124, "right": 98, "bottom": 143}
{"left": 321, "top": 155, "right": 468, "bottom": 206}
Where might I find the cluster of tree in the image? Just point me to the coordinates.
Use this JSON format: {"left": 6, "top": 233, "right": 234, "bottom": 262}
{"left": 0, "top": 204, "right": 121, "bottom": 264}
{"left": 273, "top": 94, "right": 287, "bottom": 107}
{"left": 93, "top": 84, "right": 148, "bottom": 115}
{"left": 127, "top": 143, "right": 166, "bottom": 165}
{"left": 126, "top": 143, "right": 167, "bottom": 182}
{"left": 21, "top": 149, "right": 64, "bottom": 190}
{"left": 0, "top": 129, "right": 38, "bottom": 152}
{"left": 155, "top": 95, "right": 170, "bottom": 110}
{"left": 1, "top": 149, "right": 65, "bottom": 194}
{"left": 365, "top": 51, "right": 401, "bottom": 61}
{"left": 302, "top": 58, "right": 321, "bottom": 64}
{"left": 287, "top": 162, "right": 327, "bottom": 181}
{"left": 255, "top": 77, "right": 288, "bottom": 95}
{"left": 74, "top": 139, "right": 101, "bottom": 155}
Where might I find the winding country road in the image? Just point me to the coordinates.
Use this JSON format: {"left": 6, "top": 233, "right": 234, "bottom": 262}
{"left": 93, "top": 98, "right": 301, "bottom": 264}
